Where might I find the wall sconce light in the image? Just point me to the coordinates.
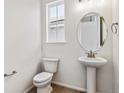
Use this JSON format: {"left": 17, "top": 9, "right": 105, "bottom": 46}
{"left": 79, "top": 0, "right": 90, "bottom": 2}
{"left": 79, "top": 0, "right": 82, "bottom": 2}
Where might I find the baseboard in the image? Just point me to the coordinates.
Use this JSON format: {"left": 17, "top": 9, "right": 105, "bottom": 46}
{"left": 23, "top": 85, "right": 34, "bottom": 93}
{"left": 52, "top": 81, "right": 87, "bottom": 92}
{"left": 23, "top": 81, "right": 87, "bottom": 93}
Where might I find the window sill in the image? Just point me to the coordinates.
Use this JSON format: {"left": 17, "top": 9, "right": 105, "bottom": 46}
{"left": 45, "top": 40, "right": 67, "bottom": 44}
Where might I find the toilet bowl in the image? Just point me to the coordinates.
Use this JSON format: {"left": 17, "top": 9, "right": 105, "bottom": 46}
{"left": 33, "top": 57, "right": 59, "bottom": 93}
{"left": 33, "top": 72, "right": 53, "bottom": 93}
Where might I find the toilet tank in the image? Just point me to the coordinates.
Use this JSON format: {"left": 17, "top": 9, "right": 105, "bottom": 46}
{"left": 42, "top": 57, "right": 59, "bottom": 73}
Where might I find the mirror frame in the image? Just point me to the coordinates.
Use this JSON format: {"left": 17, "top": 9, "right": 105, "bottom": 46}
{"left": 77, "top": 12, "right": 108, "bottom": 52}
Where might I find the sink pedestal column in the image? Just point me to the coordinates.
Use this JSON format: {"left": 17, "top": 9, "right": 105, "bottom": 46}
{"left": 87, "top": 67, "right": 96, "bottom": 93}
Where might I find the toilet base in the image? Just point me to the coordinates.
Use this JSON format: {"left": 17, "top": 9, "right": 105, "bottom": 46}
{"left": 37, "top": 84, "right": 53, "bottom": 93}
{"left": 49, "top": 85, "right": 53, "bottom": 93}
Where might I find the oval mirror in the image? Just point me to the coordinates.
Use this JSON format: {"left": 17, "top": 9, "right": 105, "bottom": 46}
{"left": 77, "top": 12, "right": 108, "bottom": 52}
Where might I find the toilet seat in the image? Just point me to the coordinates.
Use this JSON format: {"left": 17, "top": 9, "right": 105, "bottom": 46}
{"left": 33, "top": 72, "right": 53, "bottom": 83}
{"left": 33, "top": 77, "right": 52, "bottom": 88}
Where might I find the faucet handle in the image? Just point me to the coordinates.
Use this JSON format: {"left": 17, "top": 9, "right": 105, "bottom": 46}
{"left": 85, "top": 52, "right": 90, "bottom": 57}
{"left": 92, "top": 52, "right": 97, "bottom": 58}
{"left": 85, "top": 51, "right": 97, "bottom": 58}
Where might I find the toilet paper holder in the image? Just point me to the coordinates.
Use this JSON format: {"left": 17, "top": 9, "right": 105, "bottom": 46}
{"left": 4, "top": 70, "right": 17, "bottom": 77}
{"left": 111, "top": 22, "right": 119, "bottom": 34}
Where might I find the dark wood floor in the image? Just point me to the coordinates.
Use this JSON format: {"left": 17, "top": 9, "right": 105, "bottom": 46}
{"left": 28, "top": 84, "right": 85, "bottom": 93}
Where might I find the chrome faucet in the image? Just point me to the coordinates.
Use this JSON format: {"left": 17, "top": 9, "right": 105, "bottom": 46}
{"left": 85, "top": 50, "right": 97, "bottom": 58}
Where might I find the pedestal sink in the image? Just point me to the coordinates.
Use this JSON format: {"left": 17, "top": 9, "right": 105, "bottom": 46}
{"left": 78, "top": 57, "right": 107, "bottom": 93}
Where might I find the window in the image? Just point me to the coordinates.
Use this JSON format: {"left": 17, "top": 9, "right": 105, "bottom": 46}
{"left": 46, "top": 0, "right": 65, "bottom": 43}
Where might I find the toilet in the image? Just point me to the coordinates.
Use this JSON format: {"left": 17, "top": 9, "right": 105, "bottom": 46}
{"left": 33, "top": 57, "right": 59, "bottom": 93}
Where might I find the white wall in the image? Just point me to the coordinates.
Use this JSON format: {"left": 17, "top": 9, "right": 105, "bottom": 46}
{"left": 41, "top": 0, "right": 114, "bottom": 93}
{"left": 4, "top": 0, "right": 42, "bottom": 93}
{"left": 112, "top": 0, "right": 119, "bottom": 93}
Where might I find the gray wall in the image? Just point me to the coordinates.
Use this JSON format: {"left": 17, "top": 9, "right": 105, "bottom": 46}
{"left": 4, "top": 0, "right": 42, "bottom": 93}
{"left": 41, "top": 0, "right": 114, "bottom": 93}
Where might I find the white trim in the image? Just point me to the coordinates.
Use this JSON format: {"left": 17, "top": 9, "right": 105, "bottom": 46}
{"left": 23, "top": 85, "right": 34, "bottom": 93}
{"left": 47, "top": 0, "right": 64, "bottom": 6}
{"left": 23, "top": 81, "right": 87, "bottom": 93}
{"left": 51, "top": 81, "right": 87, "bottom": 92}
{"left": 46, "top": 3, "right": 48, "bottom": 43}
{"left": 46, "top": 0, "right": 65, "bottom": 43}
{"left": 45, "top": 40, "right": 67, "bottom": 44}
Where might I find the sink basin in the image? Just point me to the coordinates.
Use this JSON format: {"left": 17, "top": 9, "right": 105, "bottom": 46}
{"left": 78, "top": 57, "right": 107, "bottom": 67}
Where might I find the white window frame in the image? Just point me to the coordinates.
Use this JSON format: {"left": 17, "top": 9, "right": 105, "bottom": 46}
{"left": 46, "top": 0, "right": 66, "bottom": 43}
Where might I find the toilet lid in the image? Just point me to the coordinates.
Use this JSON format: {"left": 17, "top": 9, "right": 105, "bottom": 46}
{"left": 33, "top": 72, "right": 53, "bottom": 83}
